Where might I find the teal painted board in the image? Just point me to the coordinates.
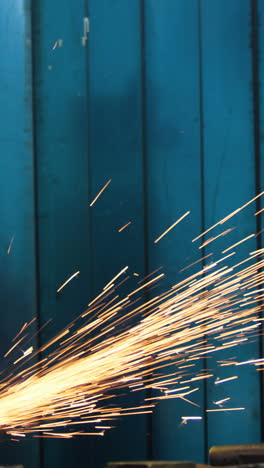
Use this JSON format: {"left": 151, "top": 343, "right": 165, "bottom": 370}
{"left": 0, "top": 1, "right": 39, "bottom": 468}
{"left": 32, "top": 1, "right": 90, "bottom": 468}
{"left": 257, "top": 0, "right": 264, "bottom": 439}
{"left": 200, "top": 0, "right": 261, "bottom": 451}
{"left": 87, "top": 0, "right": 147, "bottom": 465}
{"left": 144, "top": 0, "right": 205, "bottom": 462}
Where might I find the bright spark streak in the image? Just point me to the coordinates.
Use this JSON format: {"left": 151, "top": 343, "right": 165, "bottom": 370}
{"left": 181, "top": 416, "right": 202, "bottom": 420}
{"left": 118, "top": 222, "right": 132, "bottom": 233}
{"left": 255, "top": 208, "right": 264, "bottom": 216}
{"left": 199, "top": 229, "right": 234, "bottom": 249}
{"left": 236, "top": 358, "right": 264, "bottom": 366}
{"left": 4, "top": 335, "right": 27, "bottom": 358}
{"left": 103, "top": 267, "right": 128, "bottom": 291}
{"left": 127, "top": 274, "right": 164, "bottom": 297}
{"left": 165, "top": 386, "right": 190, "bottom": 394}
{"left": 90, "top": 179, "right": 112, "bottom": 207}
{"left": 193, "top": 191, "right": 264, "bottom": 242}
{"left": 214, "top": 398, "right": 231, "bottom": 405}
{"left": 214, "top": 376, "right": 238, "bottom": 385}
{"left": 222, "top": 235, "right": 255, "bottom": 254}
{"left": 57, "top": 271, "right": 80, "bottom": 293}
{"left": 206, "top": 408, "right": 245, "bottom": 412}
{"left": 7, "top": 236, "right": 15, "bottom": 255}
{"left": 180, "top": 253, "right": 213, "bottom": 273}
{"left": 154, "top": 211, "right": 190, "bottom": 244}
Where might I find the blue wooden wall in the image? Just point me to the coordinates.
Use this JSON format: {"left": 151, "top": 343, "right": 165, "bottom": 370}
{"left": 0, "top": 1, "right": 263, "bottom": 468}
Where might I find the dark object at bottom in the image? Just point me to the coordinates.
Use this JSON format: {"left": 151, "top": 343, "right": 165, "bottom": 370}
{"left": 108, "top": 463, "right": 208, "bottom": 468}
{"left": 108, "top": 445, "right": 264, "bottom": 468}
{"left": 0, "top": 466, "right": 23, "bottom": 468}
{"left": 210, "top": 444, "right": 264, "bottom": 466}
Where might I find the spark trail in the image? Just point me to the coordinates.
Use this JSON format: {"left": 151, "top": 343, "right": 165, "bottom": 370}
{"left": 0, "top": 193, "right": 264, "bottom": 438}
{"left": 0, "top": 249, "right": 263, "bottom": 437}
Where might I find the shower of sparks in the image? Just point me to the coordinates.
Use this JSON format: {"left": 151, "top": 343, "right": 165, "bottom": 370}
{"left": 154, "top": 211, "right": 190, "bottom": 244}
{"left": 118, "top": 222, "right": 132, "bottom": 232}
{"left": 2, "top": 194, "right": 264, "bottom": 438}
{"left": 57, "top": 271, "right": 80, "bottom": 294}
{"left": 7, "top": 236, "right": 15, "bottom": 255}
{"left": 90, "top": 179, "right": 112, "bottom": 207}
{"left": 0, "top": 249, "right": 263, "bottom": 436}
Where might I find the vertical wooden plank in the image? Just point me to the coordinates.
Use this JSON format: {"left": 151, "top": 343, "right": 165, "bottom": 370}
{"left": 32, "top": 1, "right": 90, "bottom": 468}
{"left": 87, "top": 0, "right": 147, "bottom": 465}
{"left": 0, "top": 1, "right": 39, "bottom": 468}
{"left": 201, "top": 0, "right": 261, "bottom": 450}
{"left": 144, "top": 0, "right": 205, "bottom": 462}
{"left": 257, "top": 0, "right": 264, "bottom": 443}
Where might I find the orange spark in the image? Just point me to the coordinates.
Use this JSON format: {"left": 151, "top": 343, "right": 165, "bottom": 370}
{"left": 215, "top": 376, "right": 238, "bottom": 385}
{"left": 255, "top": 208, "right": 264, "bottom": 216}
{"left": 193, "top": 191, "right": 264, "bottom": 242}
{"left": 118, "top": 222, "right": 132, "bottom": 233}
{"left": 199, "top": 229, "right": 234, "bottom": 249}
{"left": 180, "top": 253, "right": 213, "bottom": 273}
{"left": 57, "top": 271, "right": 80, "bottom": 293}
{"left": 90, "top": 179, "right": 112, "bottom": 207}
{"left": 222, "top": 234, "right": 255, "bottom": 254}
{"left": 154, "top": 211, "right": 190, "bottom": 244}
{"left": 206, "top": 408, "right": 245, "bottom": 412}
